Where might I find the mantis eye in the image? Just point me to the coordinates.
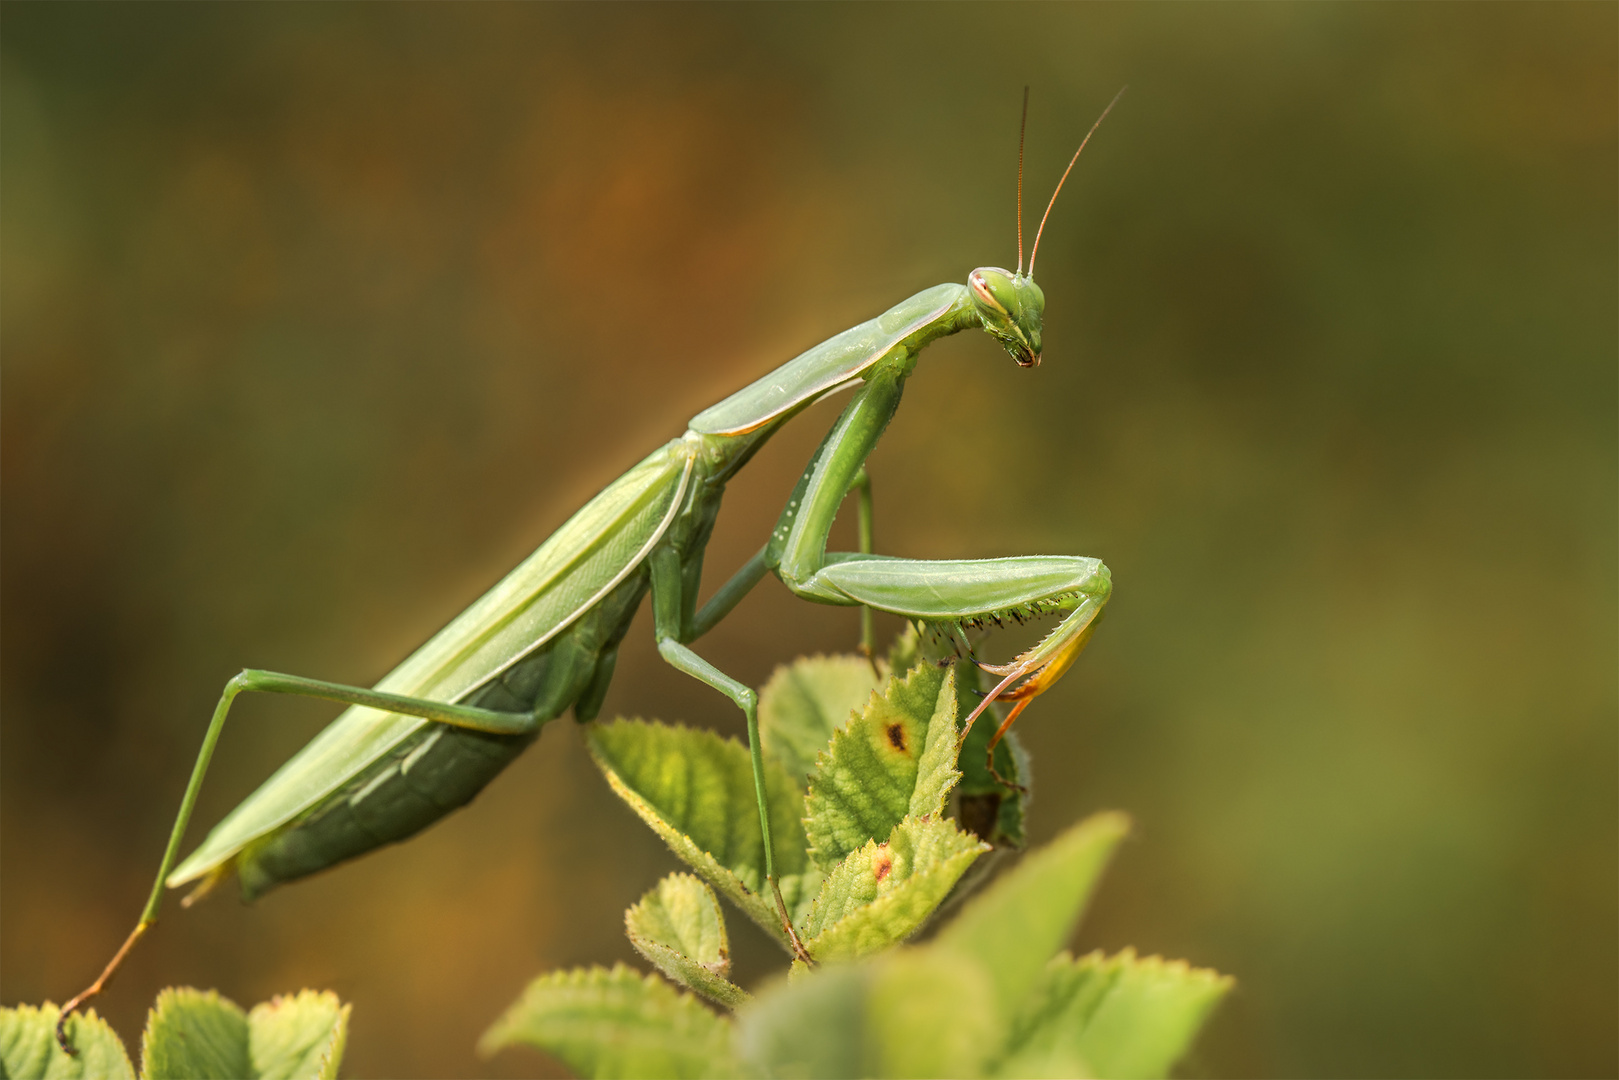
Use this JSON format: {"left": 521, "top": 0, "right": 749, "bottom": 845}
{"left": 968, "top": 270, "right": 1008, "bottom": 315}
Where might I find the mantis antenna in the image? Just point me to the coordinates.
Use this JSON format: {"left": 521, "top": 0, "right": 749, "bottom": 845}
{"left": 1016, "top": 85, "right": 1029, "bottom": 276}
{"left": 1028, "top": 85, "right": 1127, "bottom": 278}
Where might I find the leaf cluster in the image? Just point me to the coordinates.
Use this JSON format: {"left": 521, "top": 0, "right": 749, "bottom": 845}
{"left": 1, "top": 989, "right": 347, "bottom": 1080}
{"left": 484, "top": 637, "right": 1232, "bottom": 1078}
{"left": 587, "top": 639, "right": 1009, "bottom": 962}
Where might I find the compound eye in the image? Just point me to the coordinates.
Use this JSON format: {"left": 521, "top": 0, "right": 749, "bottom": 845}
{"left": 969, "top": 270, "right": 1007, "bottom": 315}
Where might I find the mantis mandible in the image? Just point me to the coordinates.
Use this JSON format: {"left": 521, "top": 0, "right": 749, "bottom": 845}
{"left": 58, "top": 88, "right": 1122, "bottom": 1047}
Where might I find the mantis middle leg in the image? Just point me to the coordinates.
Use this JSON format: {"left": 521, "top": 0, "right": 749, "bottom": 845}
{"left": 647, "top": 546, "right": 812, "bottom": 962}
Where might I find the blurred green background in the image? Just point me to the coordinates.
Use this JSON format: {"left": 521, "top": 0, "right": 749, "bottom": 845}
{"left": 3, "top": 5, "right": 1613, "bottom": 1077}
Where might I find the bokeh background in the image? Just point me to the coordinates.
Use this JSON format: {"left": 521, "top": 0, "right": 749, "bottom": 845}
{"left": 3, "top": 5, "right": 1613, "bottom": 1077}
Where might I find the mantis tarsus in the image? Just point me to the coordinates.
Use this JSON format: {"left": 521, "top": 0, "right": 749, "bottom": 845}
{"left": 58, "top": 88, "right": 1122, "bottom": 1048}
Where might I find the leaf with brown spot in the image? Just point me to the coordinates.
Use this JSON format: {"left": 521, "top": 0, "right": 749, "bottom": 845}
{"left": 736, "top": 812, "right": 1229, "bottom": 1080}
{"left": 800, "top": 815, "right": 988, "bottom": 960}
{"left": 803, "top": 663, "right": 962, "bottom": 873}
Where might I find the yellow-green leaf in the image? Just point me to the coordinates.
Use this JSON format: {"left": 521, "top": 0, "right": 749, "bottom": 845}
{"left": 802, "top": 816, "right": 989, "bottom": 961}
{"left": 733, "top": 963, "right": 870, "bottom": 1079}
{"left": 758, "top": 654, "right": 885, "bottom": 789}
{"left": 803, "top": 664, "right": 962, "bottom": 872}
{"left": 934, "top": 812, "right": 1130, "bottom": 1028}
{"left": 866, "top": 948, "right": 997, "bottom": 1078}
{"left": 140, "top": 988, "right": 250, "bottom": 1080}
{"left": 0, "top": 1004, "right": 134, "bottom": 1080}
{"left": 480, "top": 964, "right": 739, "bottom": 1080}
{"left": 626, "top": 874, "right": 749, "bottom": 1009}
{"left": 244, "top": 991, "right": 349, "bottom": 1080}
{"left": 734, "top": 944, "right": 998, "bottom": 1079}
{"left": 588, "top": 719, "right": 819, "bottom": 947}
{"left": 992, "top": 949, "right": 1233, "bottom": 1079}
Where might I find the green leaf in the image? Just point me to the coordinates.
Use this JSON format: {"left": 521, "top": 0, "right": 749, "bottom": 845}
{"left": 758, "top": 654, "right": 885, "bottom": 789}
{"left": 625, "top": 875, "right": 730, "bottom": 976}
{"left": 734, "top": 944, "right": 998, "bottom": 1079}
{"left": 626, "top": 874, "right": 749, "bottom": 1009}
{"left": 141, "top": 988, "right": 250, "bottom": 1080}
{"left": 0, "top": 994, "right": 345, "bottom": 1080}
{"left": 992, "top": 949, "right": 1233, "bottom": 1080}
{"left": 934, "top": 812, "right": 1130, "bottom": 1028}
{"left": 802, "top": 816, "right": 989, "bottom": 961}
{"left": 733, "top": 963, "right": 870, "bottom": 1080}
{"left": 865, "top": 948, "right": 997, "bottom": 1079}
{"left": 0, "top": 1004, "right": 134, "bottom": 1080}
{"left": 244, "top": 991, "right": 349, "bottom": 1080}
{"left": 479, "top": 964, "right": 739, "bottom": 1080}
{"left": 588, "top": 719, "right": 819, "bottom": 947}
{"left": 885, "top": 624, "right": 922, "bottom": 676}
{"left": 803, "top": 664, "right": 962, "bottom": 872}
{"left": 138, "top": 988, "right": 348, "bottom": 1080}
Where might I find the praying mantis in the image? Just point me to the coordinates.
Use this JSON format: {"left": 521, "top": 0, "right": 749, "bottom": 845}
{"left": 58, "top": 88, "right": 1121, "bottom": 1048}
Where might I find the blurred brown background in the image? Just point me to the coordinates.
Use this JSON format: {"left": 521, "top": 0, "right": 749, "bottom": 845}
{"left": 2, "top": 5, "right": 1613, "bottom": 1077}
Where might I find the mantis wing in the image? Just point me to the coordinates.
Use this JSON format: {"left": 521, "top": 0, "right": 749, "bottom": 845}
{"left": 167, "top": 440, "right": 695, "bottom": 886}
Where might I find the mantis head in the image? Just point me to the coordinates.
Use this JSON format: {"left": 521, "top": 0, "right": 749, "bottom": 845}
{"left": 974, "top": 86, "right": 1124, "bottom": 371}
{"left": 969, "top": 267, "right": 1045, "bottom": 368}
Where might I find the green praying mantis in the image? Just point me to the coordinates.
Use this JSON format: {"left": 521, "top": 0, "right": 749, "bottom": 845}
{"left": 58, "top": 89, "right": 1122, "bottom": 1048}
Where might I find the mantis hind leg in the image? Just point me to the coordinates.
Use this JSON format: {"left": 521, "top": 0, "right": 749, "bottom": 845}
{"left": 56, "top": 670, "right": 542, "bottom": 1051}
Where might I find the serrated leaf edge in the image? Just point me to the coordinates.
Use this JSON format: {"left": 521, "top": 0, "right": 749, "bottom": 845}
{"left": 245, "top": 989, "right": 350, "bottom": 1080}
{"left": 141, "top": 986, "right": 249, "bottom": 1080}
{"left": 477, "top": 963, "right": 733, "bottom": 1062}
{"left": 758, "top": 652, "right": 892, "bottom": 783}
{"left": 625, "top": 873, "right": 732, "bottom": 975}
{"left": 990, "top": 947, "right": 1234, "bottom": 1077}
{"left": 588, "top": 719, "right": 815, "bottom": 951}
{"left": 804, "top": 817, "right": 990, "bottom": 960}
{"left": 627, "top": 937, "right": 752, "bottom": 1010}
{"left": 802, "top": 662, "right": 959, "bottom": 872}
{"left": 0, "top": 1002, "right": 136, "bottom": 1080}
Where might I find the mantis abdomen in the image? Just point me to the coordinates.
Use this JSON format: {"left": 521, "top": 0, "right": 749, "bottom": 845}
{"left": 234, "top": 725, "right": 535, "bottom": 898}
{"left": 231, "top": 568, "right": 656, "bottom": 898}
